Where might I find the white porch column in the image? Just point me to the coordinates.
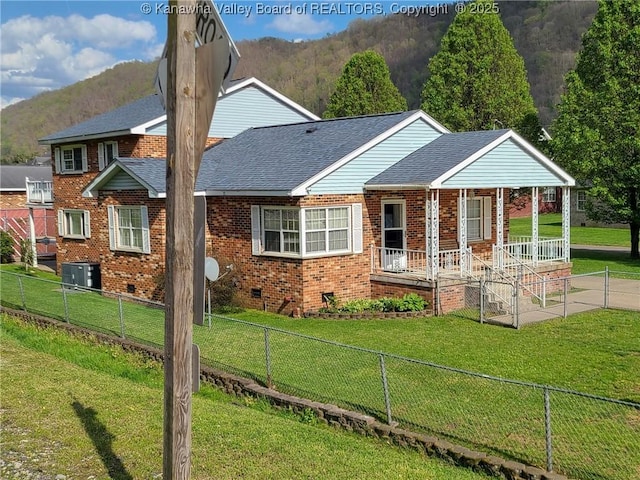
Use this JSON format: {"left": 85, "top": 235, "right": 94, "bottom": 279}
{"left": 531, "top": 186, "right": 539, "bottom": 266}
{"left": 562, "top": 186, "right": 571, "bottom": 262}
{"left": 427, "top": 189, "right": 439, "bottom": 280}
{"left": 496, "top": 187, "right": 504, "bottom": 270}
{"left": 459, "top": 189, "right": 468, "bottom": 275}
{"left": 28, "top": 207, "right": 38, "bottom": 267}
{"left": 496, "top": 188, "right": 504, "bottom": 248}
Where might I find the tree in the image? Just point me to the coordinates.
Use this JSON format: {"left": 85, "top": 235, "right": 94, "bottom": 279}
{"left": 420, "top": 0, "right": 537, "bottom": 133}
{"left": 551, "top": 0, "right": 640, "bottom": 259}
{"left": 323, "top": 50, "right": 407, "bottom": 118}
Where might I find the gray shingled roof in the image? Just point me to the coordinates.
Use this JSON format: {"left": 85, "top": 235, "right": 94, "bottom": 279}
{"left": 119, "top": 158, "right": 167, "bottom": 193}
{"left": 100, "top": 111, "right": 417, "bottom": 195}
{"left": 0, "top": 165, "right": 53, "bottom": 190}
{"left": 366, "top": 129, "right": 510, "bottom": 186}
{"left": 39, "top": 95, "right": 165, "bottom": 142}
{"left": 195, "top": 111, "right": 417, "bottom": 192}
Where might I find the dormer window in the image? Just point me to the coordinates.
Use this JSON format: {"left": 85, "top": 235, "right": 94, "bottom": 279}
{"left": 98, "top": 141, "right": 119, "bottom": 170}
{"left": 55, "top": 145, "right": 88, "bottom": 174}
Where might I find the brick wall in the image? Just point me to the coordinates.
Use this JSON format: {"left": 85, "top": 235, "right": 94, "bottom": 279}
{"left": 0, "top": 192, "right": 27, "bottom": 208}
{"left": 370, "top": 280, "right": 434, "bottom": 306}
{"left": 97, "top": 192, "right": 166, "bottom": 300}
{"left": 52, "top": 134, "right": 220, "bottom": 299}
{"left": 206, "top": 194, "right": 373, "bottom": 315}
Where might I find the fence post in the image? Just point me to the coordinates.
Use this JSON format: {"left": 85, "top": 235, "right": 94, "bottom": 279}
{"left": 542, "top": 276, "right": 547, "bottom": 309}
{"left": 62, "top": 286, "right": 70, "bottom": 323}
{"left": 379, "top": 354, "right": 393, "bottom": 425}
{"left": 514, "top": 277, "right": 520, "bottom": 329}
{"left": 544, "top": 387, "right": 553, "bottom": 473}
{"left": 118, "top": 295, "right": 125, "bottom": 338}
{"left": 604, "top": 266, "right": 609, "bottom": 309}
{"left": 207, "top": 288, "right": 212, "bottom": 328}
{"left": 479, "top": 278, "right": 485, "bottom": 324}
{"left": 563, "top": 277, "right": 568, "bottom": 319}
{"left": 264, "top": 328, "right": 273, "bottom": 389}
{"left": 18, "top": 276, "right": 26, "bottom": 311}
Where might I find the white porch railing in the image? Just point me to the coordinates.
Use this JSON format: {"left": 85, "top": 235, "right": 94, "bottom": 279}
{"left": 504, "top": 236, "right": 565, "bottom": 266}
{"left": 371, "top": 247, "right": 472, "bottom": 280}
{"left": 371, "top": 243, "right": 551, "bottom": 310}
{"left": 371, "top": 247, "right": 430, "bottom": 278}
{"left": 26, "top": 178, "right": 53, "bottom": 204}
{"left": 470, "top": 252, "right": 515, "bottom": 311}
{"left": 492, "top": 245, "right": 547, "bottom": 307}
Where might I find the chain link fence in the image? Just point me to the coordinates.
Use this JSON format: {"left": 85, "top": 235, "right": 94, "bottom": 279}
{"left": 1, "top": 270, "right": 639, "bottom": 480}
{"left": 436, "top": 268, "right": 639, "bottom": 328}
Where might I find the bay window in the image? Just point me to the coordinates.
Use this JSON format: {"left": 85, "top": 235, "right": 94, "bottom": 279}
{"left": 252, "top": 204, "right": 362, "bottom": 257}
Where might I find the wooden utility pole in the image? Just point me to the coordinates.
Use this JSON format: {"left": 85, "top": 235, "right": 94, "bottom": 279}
{"left": 164, "top": 1, "right": 197, "bottom": 477}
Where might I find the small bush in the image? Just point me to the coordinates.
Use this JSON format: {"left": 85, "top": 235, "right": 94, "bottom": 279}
{"left": 0, "top": 231, "right": 14, "bottom": 263}
{"left": 19, "top": 238, "right": 34, "bottom": 269}
{"left": 318, "top": 293, "right": 427, "bottom": 314}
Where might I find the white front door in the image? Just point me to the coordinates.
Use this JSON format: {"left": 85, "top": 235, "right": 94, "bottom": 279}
{"left": 382, "top": 200, "right": 406, "bottom": 271}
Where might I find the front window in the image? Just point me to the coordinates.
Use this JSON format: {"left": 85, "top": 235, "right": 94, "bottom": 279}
{"left": 263, "top": 208, "right": 300, "bottom": 254}
{"left": 305, "top": 207, "right": 349, "bottom": 253}
{"left": 55, "top": 145, "right": 87, "bottom": 173}
{"left": 62, "top": 147, "right": 83, "bottom": 172}
{"left": 58, "top": 209, "right": 90, "bottom": 238}
{"left": 99, "top": 141, "right": 119, "bottom": 170}
{"left": 118, "top": 207, "right": 144, "bottom": 250}
{"left": 467, "top": 198, "right": 482, "bottom": 240}
{"left": 108, "top": 205, "right": 150, "bottom": 253}
{"left": 253, "top": 205, "right": 358, "bottom": 257}
{"left": 462, "top": 196, "right": 491, "bottom": 242}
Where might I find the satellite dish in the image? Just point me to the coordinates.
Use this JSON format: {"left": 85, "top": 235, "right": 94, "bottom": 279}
{"left": 204, "top": 257, "right": 219, "bottom": 281}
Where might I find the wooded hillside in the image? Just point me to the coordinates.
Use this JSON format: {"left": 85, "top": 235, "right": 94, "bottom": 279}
{"left": 0, "top": 1, "right": 597, "bottom": 162}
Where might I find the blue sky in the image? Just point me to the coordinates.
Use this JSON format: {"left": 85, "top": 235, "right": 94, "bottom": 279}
{"left": 1, "top": 0, "right": 452, "bottom": 108}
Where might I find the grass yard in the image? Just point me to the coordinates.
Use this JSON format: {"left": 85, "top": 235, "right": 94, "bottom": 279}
{"left": 1, "top": 269, "right": 639, "bottom": 479}
{"left": 227, "top": 308, "right": 640, "bottom": 402}
{"left": 569, "top": 248, "right": 640, "bottom": 276}
{"left": 1, "top": 267, "right": 638, "bottom": 401}
{"left": 0, "top": 315, "right": 491, "bottom": 480}
{"left": 509, "top": 212, "right": 631, "bottom": 247}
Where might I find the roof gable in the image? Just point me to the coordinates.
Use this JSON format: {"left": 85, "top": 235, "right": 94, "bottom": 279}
{"left": 366, "top": 130, "right": 575, "bottom": 189}
{"left": 83, "top": 158, "right": 165, "bottom": 198}
{"left": 39, "top": 77, "right": 319, "bottom": 144}
{"left": 195, "top": 110, "right": 426, "bottom": 195}
{"left": 305, "top": 116, "right": 444, "bottom": 195}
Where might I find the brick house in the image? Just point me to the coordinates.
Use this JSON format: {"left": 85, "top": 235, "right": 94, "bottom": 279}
{"left": 77, "top": 107, "right": 575, "bottom": 316}
{"left": 0, "top": 164, "right": 56, "bottom": 260}
{"left": 37, "top": 77, "right": 318, "bottom": 294}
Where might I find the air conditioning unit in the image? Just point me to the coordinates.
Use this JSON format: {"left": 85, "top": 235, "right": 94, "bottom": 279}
{"left": 61, "top": 262, "right": 101, "bottom": 290}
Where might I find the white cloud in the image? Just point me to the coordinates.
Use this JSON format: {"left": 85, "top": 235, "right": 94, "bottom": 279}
{"left": 69, "top": 13, "right": 156, "bottom": 49}
{"left": 0, "top": 13, "right": 160, "bottom": 102}
{"left": 1, "top": 96, "right": 26, "bottom": 109}
{"left": 268, "top": 13, "right": 333, "bottom": 35}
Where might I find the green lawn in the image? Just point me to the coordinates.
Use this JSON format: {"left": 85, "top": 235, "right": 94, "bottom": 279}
{"left": 570, "top": 248, "right": 640, "bottom": 275}
{"left": 1, "top": 269, "right": 639, "bottom": 480}
{"left": 1, "top": 316, "right": 490, "bottom": 479}
{"left": 509, "top": 213, "right": 631, "bottom": 247}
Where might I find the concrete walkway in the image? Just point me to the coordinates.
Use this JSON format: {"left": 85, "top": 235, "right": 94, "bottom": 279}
{"left": 488, "top": 276, "right": 639, "bottom": 327}
{"left": 487, "top": 244, "right": 639, "bottom": 327}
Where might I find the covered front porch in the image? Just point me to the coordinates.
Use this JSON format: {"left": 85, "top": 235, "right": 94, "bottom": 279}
{"left": 363, "top": 129, "right": 576, "bottom": 311}
{"left": 370, "top": 186, "right": 572, "bottom": 282}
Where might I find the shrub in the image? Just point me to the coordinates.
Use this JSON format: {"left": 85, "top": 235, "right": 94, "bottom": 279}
{"left": 0, "top": 231, "right": 14, "bottom": 263}
{"left": 317, "top": 293, "right": 427, "bottom": 314}
{"left": 398, "top": 293, "right": 427, "bottom": 312}
{"left": 19, "top": 238, "right": 34, "bottom": 269}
